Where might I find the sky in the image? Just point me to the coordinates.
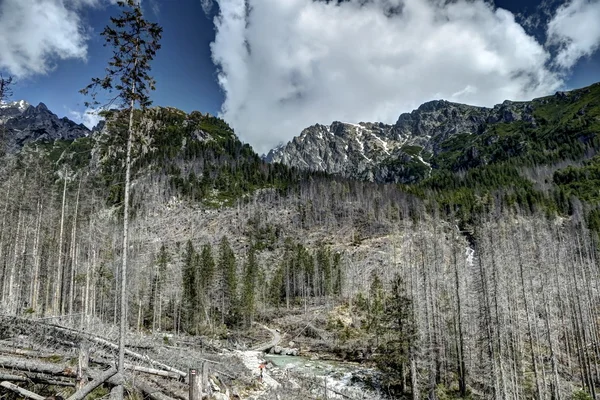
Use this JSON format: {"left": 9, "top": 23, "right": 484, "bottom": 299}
{"left": 1, "top": 0, "right": 600, "bottom": 154}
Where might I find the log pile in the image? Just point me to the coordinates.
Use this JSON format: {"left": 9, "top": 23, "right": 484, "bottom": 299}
{"left": 0, "top": 316, "right": 236, "bottom": 400}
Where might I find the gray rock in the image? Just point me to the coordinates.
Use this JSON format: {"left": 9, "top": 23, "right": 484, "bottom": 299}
{"left": 264, "top": 96, "right": 537, "bottom": 183}
{"left": 1, "top": 100, "right": 89, "bottom": 152}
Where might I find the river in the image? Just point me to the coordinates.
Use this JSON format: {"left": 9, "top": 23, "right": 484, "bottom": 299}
{"left": 264, "top": 353, "right": 382, "bottom": 399}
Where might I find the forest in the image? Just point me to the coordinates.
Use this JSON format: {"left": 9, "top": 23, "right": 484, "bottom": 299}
{"left": 0, "top": 97, "right": 599, "bottom": 399}
{"left": 0, "top": 1, "right": 599, "bottom": 398}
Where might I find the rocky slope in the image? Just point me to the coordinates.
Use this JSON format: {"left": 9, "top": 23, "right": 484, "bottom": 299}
{"left": 263, "top": 96, "right": 541, "bottom": 183}
{"left": 0, "top": 100, "right": 90, "bottom": 151}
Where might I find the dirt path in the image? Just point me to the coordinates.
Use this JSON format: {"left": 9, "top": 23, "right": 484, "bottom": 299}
{"left": 252, "top": 323, "right": 281, "bottom": 352}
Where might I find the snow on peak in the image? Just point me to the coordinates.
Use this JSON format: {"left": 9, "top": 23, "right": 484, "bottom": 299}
{"left": 0, "top": 99, "right": 29, "bottom": 112}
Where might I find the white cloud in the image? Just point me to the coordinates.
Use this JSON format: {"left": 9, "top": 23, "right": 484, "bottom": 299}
{"left": 0, "top": 0, "right": 92, "bottom": 78}
{"left": 211, "top": 0, "right": 566, "bottom": 154}
{"left": 547, "top": 0, "right": 600, "bottom": 70}
{"left": 0, "top": 0, "right": 143, "bottom": 79}
{"left": 69, "top": 106, "right": 108, "bottom": 129}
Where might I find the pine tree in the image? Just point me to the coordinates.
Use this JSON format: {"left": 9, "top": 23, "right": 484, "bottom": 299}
{"left": 182, "top": 240, "right": 198, "bottom": 334}
{"left": 269, "top": 264, "right": 285, "bottom": 307}
{"left": 241, "top": 247, "right": 258, "bottom": 327}
{"left": 217, "top": 236, "right": 238, "bottom": 325}
{"left": 150, "top": 244, "right": 168, "bottom": 330}
{"left": 368, "top": 271, "right": 385, "bottom": 346}
{"left": 317, "top": 244, "right": 332, "bottom": 297}
{"left": 333, "top": 252, "right": 343, "bottom": 296}
{"left": 80, "top": 2, "right": 162, "bottom": 395}
{"left": 376, "top": 274, "right": 417, "bottom": 397}
{"left": 198, "top": 243, "right": 215, "bottom": 324}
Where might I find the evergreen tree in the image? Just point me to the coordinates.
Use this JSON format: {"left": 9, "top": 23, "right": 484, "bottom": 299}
{"left": 218, "top": 236, "right": 238, "bottom": 325}
{"left": 80, "top": 1, "right": 162, "bottom": 394}
{"left": 241, "top": 247, "right": 258, "bottom": 327}
{"left": 368, "top": 271, "right": 385, "bottom": 346}
{"left": 147, "top": 244, "right": 169, "bottom": 330}
{"left": 317, "top": 244, "right": 332, "bottom": 296}
{"left": 333, "top": 252, "right": 343, "bottom": 296}
{"left": 269, "top": 264, "right": 285, "bottom": 307}
{"left": 182, "top": 240, "right": 198, "bottom": 333}
{"left": 376, "top": 274, "right": 417, "bottom": 396}
{"left": 198, "top": 243, "right": 215, "bottom": 324}
{"left": 0, "top": 74, "right": 12, "bottom": 101}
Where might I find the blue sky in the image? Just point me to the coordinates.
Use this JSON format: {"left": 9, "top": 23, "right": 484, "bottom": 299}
{"left": 1, "top": 0, "right": 600, "bottom": 153}
{"left": 8, "top": 0, "right": 224, "bottom": 120}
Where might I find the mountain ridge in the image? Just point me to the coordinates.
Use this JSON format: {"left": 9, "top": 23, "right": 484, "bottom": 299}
{"left": 264, "top": 83, "right": 598, "bottom": 183}
{"left": 0, "top": 100, "right": 90, "bottom": 152}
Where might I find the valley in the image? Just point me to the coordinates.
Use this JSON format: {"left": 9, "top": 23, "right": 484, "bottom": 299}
{"left": 0, "top": 81, "right": 599, "bottom": 399}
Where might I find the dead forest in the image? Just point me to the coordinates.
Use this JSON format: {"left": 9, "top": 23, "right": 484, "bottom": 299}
{"left": 0, "top": 141, "right": 599, "bottom": 400}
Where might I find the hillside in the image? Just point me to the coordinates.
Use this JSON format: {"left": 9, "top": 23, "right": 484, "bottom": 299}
{"left": 0, "top": 87, "right": 599, "bottom": 399}
{"left": 266, "top": 82, "right": 600, "bottom": 184}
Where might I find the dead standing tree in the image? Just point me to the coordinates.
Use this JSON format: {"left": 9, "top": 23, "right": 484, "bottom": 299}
{"left": 80, "top": 1, "right": 162, "bottom": 398}
{"left": 0, "top": 74, "right": 14, "bottom": 154}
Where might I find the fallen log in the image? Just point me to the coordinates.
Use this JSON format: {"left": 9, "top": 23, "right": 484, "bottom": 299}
{"left": 0, "top": 356, "right": 77, "bottom": 377}
{"left": 47, "top": 324, "right": 187, "bottom": 378}
{"left": 66, "top": 367, "right": 117, "bottom": 400}
{"left": 125, "top": 364, "right": 181, "bottom": 379}
{"left": 0, "top": 381, "right": 45, "bottom": 400}
{"left": 0, "top": 372, "right": 75, "bottom": 387}
{"left": 131, "top": 377, "right": 177, "bottom": 400}
{"left": 145, "top": 375, "right": 188, "bottom": 400}
{"left": 0, "top": 317, "right": 187, "bottom": 379}
{"left": 89, "top": 369, "right": 178, "bottom": 400}
{"left": 89, "top": 356, "right": 181, "bottom": 380}
{"left": 0, "top": 346, "right": 56, "bottom": 359}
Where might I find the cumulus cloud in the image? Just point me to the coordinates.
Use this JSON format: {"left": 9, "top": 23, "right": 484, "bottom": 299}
{"left": 0, "top": 0, "right": 143, "bottom": 79}
{"left": 547, "top": 0, "right": 600, "bottom": 69}
{"left": 69, "top": 104, "right": 118, "bottom": 129}
{"left": 210, "top": 0, "right": 567, "bottom": 154}
{"left": 0, "top": 0, "right": 92, "bottom": 78}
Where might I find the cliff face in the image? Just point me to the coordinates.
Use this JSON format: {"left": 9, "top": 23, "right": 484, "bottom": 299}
{"left": 0, "top": 101, "right": 89, "bottom": 151}
{"left": 264, "top": 97, "right": 537, "bottom": 183}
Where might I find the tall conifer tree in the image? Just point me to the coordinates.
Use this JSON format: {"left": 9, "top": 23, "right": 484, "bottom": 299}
{"left": 80, "top": 2, "right": 162, "bottom": 395}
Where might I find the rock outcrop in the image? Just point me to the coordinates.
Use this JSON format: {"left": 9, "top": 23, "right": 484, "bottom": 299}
{"left": 264, "top": 98, "right": 536, "bottom": 183}
{"left": 0, "top": 101, "right": 90, "bottom": 151}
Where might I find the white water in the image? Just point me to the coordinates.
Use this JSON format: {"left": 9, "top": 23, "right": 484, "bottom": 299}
{"left": 265, "top": 354, "right": 380, "bottom": 399}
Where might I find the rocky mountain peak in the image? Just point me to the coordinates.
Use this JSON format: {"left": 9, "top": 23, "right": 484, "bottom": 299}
{"left": 416, "top": 99, "right": 449, "bottom": 112}
{"left": 36, "top": 102, "right": 49, "bottom": 112}
{"left": 1, "top": 100, "right": 89, "bottom": 152}
{"left": 265, "top": 92, "right": 542, "bottom": 183}
{"left": 0, "top": 100, "right": 30, "bottom": 121}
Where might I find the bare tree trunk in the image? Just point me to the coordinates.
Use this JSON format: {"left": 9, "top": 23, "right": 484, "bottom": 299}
{"left": 515, "top": 230, "right": 542, "bottom": 400}
{"left": 54, "top": 174, "right": 68, "bottom": 315}
{"left": 0, "top": 182, "right": 11, "bottom": 309}
{"left": 411, "top": 353, "right": 420, "bottom": 400}
{"left": 116, "top": 77, "right": 137, "bottom": 400}
{"left": 30, "top": 198, "right": 43, "bottom": 312}
{"left": 453, "top": 241, "right": 467, "bottom": 397}
{"left": 7, "top": 207, "right": 22, "bottom": 314}
{"left": 68, "top": 177, "right": 82, "bottom": 316}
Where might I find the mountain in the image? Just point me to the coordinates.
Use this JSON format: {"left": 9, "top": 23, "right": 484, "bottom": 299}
{"left": 2, "top": 93, "right": 600, "bottom": 400}
{"left": 265, "top": 83, "right": 599, "bottom": 184}
{"left": 0, "top": 100, "right": 30, "bottom": 121}
{"left": 0, "top": 100, "right": 90, "bottom": 151}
